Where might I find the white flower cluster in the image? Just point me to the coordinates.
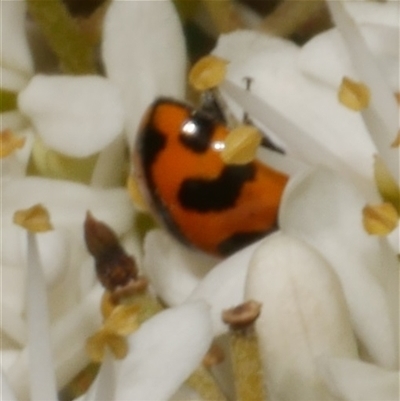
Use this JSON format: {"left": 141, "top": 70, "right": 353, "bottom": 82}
{"left": 1, "top": 0, "right": 398, "bottom": 400}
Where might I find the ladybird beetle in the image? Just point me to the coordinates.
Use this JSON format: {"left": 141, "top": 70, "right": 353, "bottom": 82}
{"left": 133, "top": 97, "right": 288, "bottom": 257}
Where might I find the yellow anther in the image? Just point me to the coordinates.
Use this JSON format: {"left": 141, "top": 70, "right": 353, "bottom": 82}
{"left": 338, "top": 77, "right": 371, "bottom": 111}
{"left": 127, "top": 175, "right": 149, "bottom": 212}
{"left": 86, "top": 301, "right": 139, "bottom": 362}
{"left": 391, "top": 131, "right": 400, "bottom": 148}
{"left": 362, "top": 203, "right": 398, "bottom": 236}
{"left": 101, "top": 291, "right": 116, "bottom": 319}
{"left": 13, "top": 204, "right": 53, "bottom": 232}
{"left": 221, "top": 125, "right": 262, "bottom": 165}
{"left": 106, "top": 333, "right": 129, "bottom": 359}
{"left": 1, "top": 129, "right": 26, "bottom": 158}
{"left": 103, "top": 304, "right": 139, "bottom": 336}
{"left": 374, "top": 156, "right": 400, "bottom": 213}
{"left": 86, "top": 331, "right": 128, "bottom": 362}
{"left": 189, "top": 55, "right": 228, "bottom": 91}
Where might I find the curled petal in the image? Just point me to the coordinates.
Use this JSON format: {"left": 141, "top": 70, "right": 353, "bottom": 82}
{"left": 18, "top": 75, "right": 124, "bottom": 157}
{"left": 246, "top": 232, "right": 358, "bottom": 401}
{"left": 143, "top": 229, "right": 216, "bottom": 306}
{"left": 102, "top": 0, "right": 186, "bottom": 147}
{"left": 318, "top": 357, "right": 400, "bottom": 401}
{"left": 113, "top": 302, "right": 213, "bottom": 401}
{"left": 280, "top": 168, "right": 399, "bottom": 369}
{"left": 1, "top": 0, "right": 33, "bottom": 75}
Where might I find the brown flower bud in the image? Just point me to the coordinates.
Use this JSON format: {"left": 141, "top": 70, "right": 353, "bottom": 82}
{"left": 84, "top": 212, "right": 138, "bottom": 294}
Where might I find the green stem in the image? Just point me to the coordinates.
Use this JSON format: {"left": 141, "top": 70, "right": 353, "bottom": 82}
{"left": 122, "top": 291, "right": 164, "bottom": 324}
{"left": 201, "top": 0, "right": 244, "bottom": 34}
{"left": 258, "top": 0, "right": 325, "bottom": 38}
{"left": 186, "top": 365, "right": 227, "bottom": 401}
{"left": 1, "top": 89, "right": 18, "bottom": 112}
{"left": 230, "top": 328, "right": 267, "bottom": 401}
{"left": 27, "top": 0, "right": 97, "bottom": 74}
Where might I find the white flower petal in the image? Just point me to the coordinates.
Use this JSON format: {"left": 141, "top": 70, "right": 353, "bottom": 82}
{"left": 345, "top": 1, "right": 399, "bottom": 28}
{"left": 18, "top": 75, "right": 124, "bottom": 157}
{"left": 189, "top": 241, "right": 260, "bottom": 336}
{"left": 1, "top": 297, "right": 26, "bottom": 346}
{"left": 143, "top": 229, "right": 217, "bottom": 306}
{"left": 102, "top": 0, "right": 186, "bottom": 147}
{"left": 1, "top": 0, "right": 33, "bottom": 75}
{"left": 328, "top": 1, "right": 399, "bottom": 182}
{"left": 2, "top": 177, "right": 134, "bottom": 235}
{"left": 2, "top": 225, "right": 70, "bottom": 309}
{"left": 7, "top": 285, "right": 103, "bottom": 400}
{"left": 299, "top": 29, "right": 356, "bottom": 88}
{"left": 1, "top": 110, "right": 28, "bottom": 132}
{"left": 1, "top": 265, "right": 25, "bottom": 317}
{"left": 26, "top": 233, "right": 57, "bottom": 401}
{"left": 214, "top": 31, "right": 377, "bottom": 189}
{"left": 83, "top": 351, "right": 116, "bottom": 401}
{"left": 1, "top": 66, "right": 30, "bottom": 92}
{"left": 221, "top": 80, "right": 374, "bottom": 196}
{"left": 300, "top": 25, "right": 399, "bottom": 91}
{"left": 1, "top": 370, "right": 17, "bottom": 401}
{"left": 280, "top": 168, "right": 399, "bottom": 369}
{"left": 246, "top": 232, "right": 358, "bottom": 401}
{"left": 90, "top": 135, "right": 126, "bottom": 187}
{"left": 170, "top": 384, "right": 202, "bottom": 401}
{"left": 114, "top": 302, "right": 213, "bottom": 401}
{"left": 318, "top": 357, "right": 399, "bottom": 401}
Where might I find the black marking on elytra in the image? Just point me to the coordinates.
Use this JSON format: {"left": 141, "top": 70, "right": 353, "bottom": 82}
{"left": 218, "top": 228, "right": 277, "bottom": 256}
{"left": 137, "top": 98, "right": 191, "bottom": 248}
{"left": 140, "top": 126, "right": 166, "bottom": 174}
{"left": 179, "top": 110, "right": 216, "bottom": 153}
{"left": 139, "top": 123, "right": 191, "bottom": 248}
{"left": 178, "top": 164, "right": 255, "bottom": 212}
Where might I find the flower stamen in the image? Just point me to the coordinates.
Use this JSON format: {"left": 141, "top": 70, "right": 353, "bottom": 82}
{"left": 221, "top": 125, "right": 262, "bottom": 165}
{"left": 362, "top": 203, "right": 399, "bottom": 236}
{"left": 391, "top": 132, "right": 400, "bottom": 148}
{"left": 189, "top": 55, "right": 228, "bottom": 92}
{"left": 86, "top": 304, "right": 139, "bottom": 362}
{"left": 127, "top": 175, "right": 149, "bottom": 212}
{"left": 374, "top": 156, "right": 400, "bottom": 213}
{"left": 222, "top": 301, "right": 266, "bottom": 401}
{"left": 13, "top": 204, "right": 54, "bottom": 232}
{"left": 338, "top": 77, "right": 371, "bottom": 111}
{"left": 1, "top": 129, "right": 26, "bottom": 158}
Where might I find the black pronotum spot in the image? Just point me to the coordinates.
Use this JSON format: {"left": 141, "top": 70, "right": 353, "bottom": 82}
{"left": 179, "top": 111, "right": 216, "bottom": 153}
{"left": 178, "top": 164, "right": 256, "bottom": 212}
